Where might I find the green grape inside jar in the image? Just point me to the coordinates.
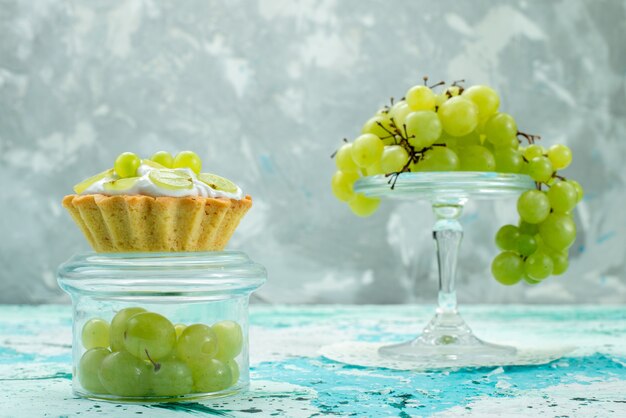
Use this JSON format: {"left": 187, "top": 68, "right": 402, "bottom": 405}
{"left": 57, "top": 252, "right": 266, "bottom": 402}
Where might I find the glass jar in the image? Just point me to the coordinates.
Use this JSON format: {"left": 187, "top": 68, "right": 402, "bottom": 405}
{"left": 57, "top": 251, "right": 266, "bottom": 402}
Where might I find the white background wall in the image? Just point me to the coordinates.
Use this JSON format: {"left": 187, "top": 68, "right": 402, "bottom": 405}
{"left": 0, "top": 0, "right": 624, "bottom": 304}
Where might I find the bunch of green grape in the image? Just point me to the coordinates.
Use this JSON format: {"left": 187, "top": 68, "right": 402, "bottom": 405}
{"left": 331, "top": 79, "right": 582, "bottom": 285}
{"left": 78, "top": 308, "right": 243, "bottom": 397}
{"left": 493, "top": 153, "right": 582, "bottom": 286}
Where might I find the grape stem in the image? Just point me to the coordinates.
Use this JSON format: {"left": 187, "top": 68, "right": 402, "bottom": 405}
{"left": 375, "top": 121, "right": 400, "bottom": 142}
{"left": 517, "top": 131, "right": 541, "bottom": 144}
{"left": 330, "top": 138, "right": 350, "bottom": 159}
{"left": 429, "top": 80, "right": 445, "bottom": 90}
{"left": 145, "top": 349, "right": 161, "bottom": 372}
{"left": 378, "top": 109, "right": 453, "bottom": 190}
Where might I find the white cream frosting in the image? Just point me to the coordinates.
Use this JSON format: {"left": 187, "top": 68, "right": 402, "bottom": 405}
{"left": 81, "top": 164, "right": 244, "bottom": 200}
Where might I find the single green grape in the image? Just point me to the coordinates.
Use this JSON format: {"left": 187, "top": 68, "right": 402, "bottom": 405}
{"left": 458, "top": 145, "right": 496, "bottom": 171}
{"left": 484, "top": 113, "right": 517, "bottom": 146}
{"left": 148, "top": 170, "right": 194, "bottom": 191}
{"left": 446, "top": 85, "right": 462, "bottom": 96}
{"left": 331, "top": 171, "right": 360, "bottom": 202}
{"left": 351, "top": 134, "right": 384, "bottom": 168}
{"left": 417, "top": 147, "right": 460, "bottom": 171}
{"left": 547, "top": 181, "right": 577, "bottom": 214}
{"left": 437, "top": 96, "right": 479, "bottom": 137}
{"left": 78, "top": 347, "right": 111, "bottom": 394}
{"left": 335, "top": 143, "right": 359, "bottom": 173}
{"left": 475, "top": 116, "right": 488, "bottom": 134}
{"left": 517, "top": 234, "right": 538, "bottom": 257}
{"left": 124, "top": 312, "right": 176, "bottom": 361}
{"left": 435, "top": 93, "right": 447, "bottom": 108}
{"left": 494, "top": 148, "right": 523, "bottom": 173}
{"left": 380, "top": 145, "right": 409, "bottom": 174}
{"left": 406, "top": 85, "right": 436, "bottom": 111}
{"left": 409, "top": 159, "right": 423, "bottom": 172}
{"left": 491, "top": 252, "right": 524, "bottom": 285}
{"left": 375, "top": 107, "right": 389, "bottom": 117}
{"left": 226, "top": 359, "right": 240, "bottom": 385}
{"left": 454, "top": 131, "right": 481, "bottom": 147}
{"left": 114, "top": 152, "right": 141, "bottom": 178}
{"left": 463, "top": 85, "right": 500, "bottom": 120}
{"left": 527, "top": 156, "right": 554, "bottom": 183}
{"left": 73, "top": 169, "right": 114, "bottom": 194}
{"left": 81, "top": 318, "right": 110, "bottom": 350}
{"left": 366, "top": 161, "right": 384, "bottom": 175}
{"left": 525, "top": 251, "right": 554, "bottom": 280}
{"left": 348, "top": 193, "right": 380, "bottom": 217}
{"left": 212, "top": 321, "right": 243, "bottom": 361}
{"left": 434, "top": 133, "right": 459, "bottom": 149}
{"left": 495, "top": 225, "right": 520, "bottom": 251}
{"left": 110, "top": 307, "right": 146, "bottom": 352}
{"left": 151, "top": 151, "right": 174, "bottom": 168}
{"left": 549, "top": 250, "right": 569, "bottom": 275}
{"left": 192, "top": 358, "right": 233, "bottom": 393}
{"left": 567, "top": 179, "right": 584, "bottom": 202}
{"left": 539, "top": 213, "right": 576, "bottom": 251}
{"left": 141, "top": 159, "right": 167, "bottom": 169}
{"left": 173, "top": 151, "right": 202, "bottom": 174}
{"left": 496, "top": 135, "right": 520, "bottom": 150}
{"left": 362, "top": 115, "right": 393, "bottom": 140}
{"left": 547, "top": 144, "right": 572, "bottom": 170}
{"left": 98, "top": 351, "right": 151, "bottom": 397}
{"left": 517, "top": 190, "right": 550, "bottom": 224}
{"left": 493, "top": 147, "right": 524, "bottom": 173}
{"left": 405, "top": 111, "right": 442, "bottom": 149}
{"left": 176, "top": 324, "right": 218, "bottom": 365}
{"left": 149, "top": 360, "right": 193, "bottom": 397}
{"left": 174, "top": 324, "right": 186, "bottom": 339}
{"left": 197, "top": 172, "right": 238, "bottom": 193}
{"left": 523, "top": 144, "right": 545, "bottom": 161}
{"left": 524, "top": 275, "right": 542, "bottom": 285}
{"left": 389, "top": 101, "right": 412, "bottom": 128}
{"left": 103, "top": 177, "right": 140, "bottom": 192}
{"left": 518, "top": 220, "right": 539, "bottom": 236}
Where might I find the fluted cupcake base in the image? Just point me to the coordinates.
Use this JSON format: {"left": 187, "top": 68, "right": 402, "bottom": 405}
{"left": 62, "top": 194, "right": 251, "bottom": 252}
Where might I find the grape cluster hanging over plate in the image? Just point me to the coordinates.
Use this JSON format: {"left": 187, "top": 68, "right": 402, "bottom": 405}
{"left": 331, "top": 78, "right": 582, "bottom": 286}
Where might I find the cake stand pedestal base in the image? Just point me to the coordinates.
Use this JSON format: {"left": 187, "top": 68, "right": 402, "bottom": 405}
{"left": 378, "top": 310, "right": 516, "bottom": 364}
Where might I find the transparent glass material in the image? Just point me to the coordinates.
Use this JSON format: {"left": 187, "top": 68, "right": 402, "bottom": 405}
{"left": 57, "top": 251, "right": 266, "bottom": 402}
{"left": 355, "top": 172, "right": 535, "bottom": 367}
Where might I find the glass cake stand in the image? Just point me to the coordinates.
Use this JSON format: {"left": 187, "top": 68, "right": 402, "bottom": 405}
{"left": 354, "top": 172, "right": 535, "bottom": 366}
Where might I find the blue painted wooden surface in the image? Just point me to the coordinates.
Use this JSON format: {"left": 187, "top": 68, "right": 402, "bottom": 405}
{"left": 0, "top": 305, "right": 625, "bottom": 417}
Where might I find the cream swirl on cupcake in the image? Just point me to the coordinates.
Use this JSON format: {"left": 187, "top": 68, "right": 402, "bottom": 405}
{"left": 82, "top": 163, "right": 244, "bottom": 200}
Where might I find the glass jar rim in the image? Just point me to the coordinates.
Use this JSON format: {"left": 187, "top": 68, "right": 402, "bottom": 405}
{"left": 57, "top": 251, "right": 266, "bottom": 298}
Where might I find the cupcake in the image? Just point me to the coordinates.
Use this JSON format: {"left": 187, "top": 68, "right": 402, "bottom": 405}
{"left": 63, "top": 151, "right": 251, "bottom": 252}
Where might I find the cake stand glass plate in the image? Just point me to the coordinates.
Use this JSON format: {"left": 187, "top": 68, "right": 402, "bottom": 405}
{"left": 321, "top": 172, "right": 574, "bottom": 370}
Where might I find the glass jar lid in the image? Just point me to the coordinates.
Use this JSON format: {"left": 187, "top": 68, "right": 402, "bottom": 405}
{"left": 58, "top": 252, "right": 266, "bottom": 298}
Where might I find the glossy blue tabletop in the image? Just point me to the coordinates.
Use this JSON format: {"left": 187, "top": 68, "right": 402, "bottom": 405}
{"left": 1, "top": 304, "right": 625, "bottom": 417}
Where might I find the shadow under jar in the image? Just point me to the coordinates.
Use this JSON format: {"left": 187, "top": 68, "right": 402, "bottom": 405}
{"left": 57, "top": 251, "right": 266, "bottom": 402}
